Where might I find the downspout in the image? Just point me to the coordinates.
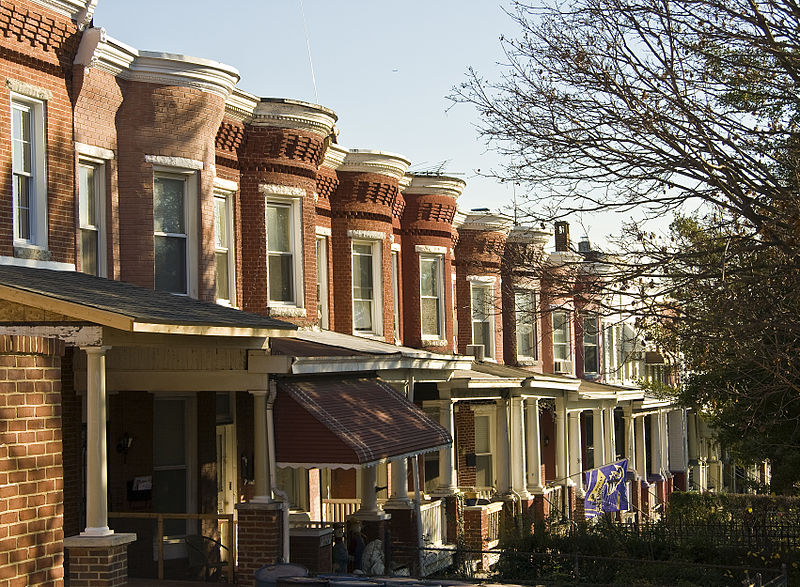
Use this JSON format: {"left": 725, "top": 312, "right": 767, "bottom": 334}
{"left": 267, "top": 379, "right": 290, "bottom": 563}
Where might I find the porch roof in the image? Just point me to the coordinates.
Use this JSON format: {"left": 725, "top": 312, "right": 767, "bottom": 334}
{"left": 274, "top": 375, "right": 452, "bottom": 469}
{"left": 0, "top": 265, "right": 296, "bottom": 336}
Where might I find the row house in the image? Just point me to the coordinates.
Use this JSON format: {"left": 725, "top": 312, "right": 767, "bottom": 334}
{"left": 0, "top": 1, "right": 699, "bottom": 585}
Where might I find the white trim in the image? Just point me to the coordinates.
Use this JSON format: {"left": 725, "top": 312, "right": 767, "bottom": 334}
{"left": 316, "top": 236, "right": 330, "bottom": 329}
{"left": 421, "top": 338, "right": 448, "bottom": 347}
{"left": 352, "top": 240, "right": 384, "bottom": 337}
{"left": 213, "top": 176, "right": 238, "bottom": 192}
{"left": 153, "top": 170, "right": 199, "bottom": 298}
{"left": 467, "top": 275, "right": 497, "bottom": 284}
{"left": 5, "top": 79, "right": 52, "bottom": 101}
{"left": 315, "top": 226, "right": 332, "bottom": 237}
{"left": 213, "top": 190, "right": 236, "bottom": 307}
{"left": 347, "top": 230, "right": 386, "bottom": 241}
{"left": 78, "top": 160, "right": 107, "bottom": 278}
{"left": 340, "top": 149, "right": 411, "bottom": 181}
{"left": 259, "top": 184, "right": 306, "bottom": 198}
{"left": 266, "top": 196, "right": 305, "bottom": 310}
{"left": 414, "top": 244, "right": 447, "bottom": 255}
{"left": 0, "top": 256, "right": 75, "bottom": 271}
{"left": 390, "top": 243, "right": 401, "bottom": 252}
{"left": 146, "top": 155, "right": 203, "bottom": 170}
{"left": 11, "top": 94, "right": 47, "bottom": 250}
{"left": 470, "top": 281, "right": 496, "bottom": 359}
{"left": 75, "top": 142, "right": 114, "bottom": 160}
{"left": 269, "top": 306, "right": 308, "bottom": 318}
{"left": 419, "top": 254, "right": 445, "bottom": 342}
{"left": 28, "top": 0, "right": 96, "bottom": 28}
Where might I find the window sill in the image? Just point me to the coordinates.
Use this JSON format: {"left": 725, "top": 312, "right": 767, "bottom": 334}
{"left": 1, "top": 254, "right": 73, "bottom": 271}
{"left": 353, "top": 331, "right": 385, "bottom": 341}
{"left": 516, "top": 358, "right": 539, "bottom": 366}
{"left": 14, "top": 244, "right": 51, "bottom": 261}
{"left": 421, "top": 338, "right": 448, "bottom": 347}
{"left": 268, "top": 306, "right": 307, "bottom": 318}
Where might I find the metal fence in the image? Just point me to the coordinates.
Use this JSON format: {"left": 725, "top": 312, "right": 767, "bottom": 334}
{"left": 619, "top": 519, "right": 800, "bottom": 550}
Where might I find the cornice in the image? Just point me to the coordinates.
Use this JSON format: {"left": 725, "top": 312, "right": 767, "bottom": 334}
{"left": 458, "top": 210, "right": 514, "bottom": 235}
{"left": 507, "top": 225, "right": 552, "bottom": 245}
{"left": 29, "top": 0, "right": 96, "bottom": 29}
{"left": 452, "top": 210, "right": 468, "bottom": 230}
{"left": 321, "top": 143, "right": 348, "bottom": 170}
{"left": 340, "top": 150, "right": 411, "bottom": 182}
{"left": 251, "top": 98, "right": 338, "bottom": 138}
{"left": 224, "top": 87, "right": 259, "bottom": 122}
{"left": 74, "top": 30, "right": 240, "bottom": 99}
{"left": 404, "top": 174, "right": 466, "bottom": 199}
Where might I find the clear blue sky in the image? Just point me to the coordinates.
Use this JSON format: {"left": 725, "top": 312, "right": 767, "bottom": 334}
{"left": 91, "top": 0, "right": 520, "bottom": 213}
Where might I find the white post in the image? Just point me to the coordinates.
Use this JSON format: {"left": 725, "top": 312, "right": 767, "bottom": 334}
{"left": 635, "top": 415, "right": 647, "bottom": 481}
{"left": 525, "top": 398, "right": 544, "bottom": 493}
{"left": 592, "top": 407, "right": 605, "bottom": 468}
{"left": 495, "top": 398, "right": 511, "bottom": 495}
{"left": 650, "top": 413, "right": 663, "bottom": 479}
{"left": 624, "top": 406, "right": 636, "bottom": 477}
{"left": 555, "top": 397, "right": 568, "bottom": 486}
{"left": 437, "top": 399, "right": 457, "bottom": 494}
{"left": 250, "top": 388, "right": 273, "bottom": 502}
{"left": 359, "top": 465, "right": 379, "bottom": 515}
{"left": 509, "top": 396, "right": 529, "bottom": 497}
{"left": 660, "top": 411, "right": 670, "bottom": 477}
{"left": 387, "top": 458, "right": 411, "bottom": 508}
{"left": 568, "top": 411, "right": 583, "bottom": 494}
{"left": 604, "top": 404, "right": 616, "bottom": 462}
{"left": 82, "top": 346, "right": 112, "bottom": 536}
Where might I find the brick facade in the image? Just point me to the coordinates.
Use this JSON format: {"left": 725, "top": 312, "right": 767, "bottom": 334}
{"left": 0, "top": 335, "right": 65, "bottom": 587}
{"left": 235, "top": 502, "right": 283, "bottom": 586}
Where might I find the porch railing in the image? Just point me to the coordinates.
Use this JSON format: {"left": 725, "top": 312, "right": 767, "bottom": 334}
{"left": 109, "top": 511, "right": 234, "bottom": 581}
{"left": 485, "top": 501, "right": 503, "bottom": 545}
{"left": 322, "top": 498, "right": 360, "bottom": 523}
{"left": 419, "top": 499, "right": 446, "bottom": 545}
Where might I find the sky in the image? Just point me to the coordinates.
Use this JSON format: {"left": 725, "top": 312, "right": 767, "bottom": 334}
{"left": 91, "top": 0, "right": 521, "bottom": 213}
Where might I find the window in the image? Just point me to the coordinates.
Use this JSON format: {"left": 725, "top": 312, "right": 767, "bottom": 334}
{"left": 154, "top": 173, "right": 193, "bottom": 295}
{"left": 78, "top": 162, "right": 105, "bottom": 276}
{"left": 352, "top": 241, "right": 382, "bottom": 335}
{"left": 316, "top": 236, "right": 329, "bottom": 328}
{"left": 420, "top": 255, "right": 444, "bottom": 339}
{"left": 214, "top": 192, "right": 235, "bottom": 305}
{"left": 391, "top": 250, "right": 400, "bottom": 342}
{"left": 583, "top": 315, "right": 600, "bottom": 374}
{"left": 552, "top": 309, "right": 571, "bottom": 371}
{"left": 515, "top": 289, "right": 537, "bottom": 360}
{"left": 474, "top": 413, "right": 494, "bottom": 488}
{"left": 11, "top": 97, "right": 46, "bottom": 247}
{"left": 452, "top": 276, "right": 458, "bottom": 350}
{"left": 266, "top": 203, "right": 295, "bottom": 303}
{"left": 471, "top": 283, "right": 494, "bottom": 358}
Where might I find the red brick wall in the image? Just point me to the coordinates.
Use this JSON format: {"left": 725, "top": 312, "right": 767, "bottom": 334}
{"left": 0, "top": 0, "right": 81, "bottom": 264}
{"left": 0, "top": 335, "right": 66, "bottom": 587}
{"left": 65, "top": 543, "right": 127, "bottom": 587}
{"left": 455, "top": 403, "right": 475, "bottom": 488}
{"left": 235, "top": 503, "right": 283, "bottom": 586}
{"left": 60, "top": 348, "right": 80, "bottom": 540}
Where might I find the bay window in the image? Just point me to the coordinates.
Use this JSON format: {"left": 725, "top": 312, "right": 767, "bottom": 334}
{"left": 11, "top": 96, "right": 46, "bottom": 248}
{"left": 352, "top": 241, "right": 382, "bottom": 335}
{"left": 266, "top": 203, "right": 295, "bottom": 303}
{"left": 214, "top": 192, "right": 235, "bottom": 305}
{"left": 154, "top": 172, "right": 194, "bottom": 295}
{"left": 552, "top": 309, "right": 572, "bottom": 372}
{"left": 583, "top": 314, "right": 600, "bottom": 375}
{"left": 471, "top": 282, "right": 494, "bottom": 358}
{"left": 78, "top": 161, "right": 105, "bottom": 276}
{"left": 420, "top": 255, "right": 444, "bottom": 339}
{"left": 515, "top": 289, "right": 537, "bottom": 360}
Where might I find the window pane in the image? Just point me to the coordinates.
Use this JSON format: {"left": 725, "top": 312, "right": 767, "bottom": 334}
{"left": 353, "top": 252, "right": 373, "bottom": 300}
{"left": 12, "top": 107, "right": 31, "bottom": 173}
{"left": 475, "top": 455, "right": 493, "bottom": 487}
{"left": 353, "top": 243, "right": 372, "bottom": 255}
{"left": 268, "top": 254, "right": 294, "bottom": 302}
{"left": 154, "top": 235, "right": 187, "bottom": 294}
{"left": 585, "top": 345, "right": 598, "bottom": 373}
{"left": 14, "top": 176, "right": 30, "bottom": 240}
{"left": 267, "top": 205, "right": 291, "bottom": 252}
{"left": 353, "top": 299, "right": 373, "bottom": 331}
{"left": 79, "top": 165, "right": 96, "bottom": 227}
{"left": 475, "top": 415, "right": 491, "bottom": 453}
{"left": 583, "top": 316, "right": 599, "bottom": 372}
{"left": 216, "top": 251, "right": 230, "bottom": 301}
{"left": 81, "top": 228, "right": 98, "bottom": 276}
{"left": 421, "top": 298, "right": 441, "bottom": 336}
{"left": 214, "top": 197, "right": 228, "bottom": 249}
{"left": 152, "top": 469, "right": 187, "bottom": 535}
{"left": 420, "top": 258, "right": 438, "bottom": 297}
{"left": 153, "top": 177, "right": 185, "bottom": 234}
{"left": 154, "top": 400, "right": 185, "bottom": 467}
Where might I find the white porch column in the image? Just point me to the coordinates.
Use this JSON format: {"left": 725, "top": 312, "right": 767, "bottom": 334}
{"left": 650, "top": 413, "right": 663, "bottom": 479}
{"left": 660, "top": 411, "right": 671, "bottom": 477}
{"left": 624, "top": 406, "right": 636, "bottom": 477}
{"left": 437, "top": 399, "right": 457, "bottom": 494}
{"left": 387, "top": 458, "right": 411, "bottom": 507}
{"left": 604, "top": 404, "right": 616, "bottom": 462}
{"left": 358, "top": 465, "right": 379, "bottom": 515}
{"left": 525, "top": 398, "right": 544, "bottom": 493}
{"left": 495, "top": 398, "right": 511, "bottom": 494}
{"left": 250, "top": 387, "right": 274, "bottom": 502}
{"left": 592, "top": 407, "right": 605, "bottom": 468}
{"left": 555, "top": 397, "right": 568, "bottom": 486}
{"left": 83, "top": 346, "right": 112, "bottom": 536}
{"left": 635, "top": 415, "right": 647, "bottom": 481}
{"left": 509, "top": 396, "right": 529, "bottom": 498}
{"left": 568, "top": 410, "right": 583, "bottom": 494}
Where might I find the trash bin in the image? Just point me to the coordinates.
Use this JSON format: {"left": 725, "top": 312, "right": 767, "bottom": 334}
{"left": 254, "top": 563, "right": 309, "bottom": 587}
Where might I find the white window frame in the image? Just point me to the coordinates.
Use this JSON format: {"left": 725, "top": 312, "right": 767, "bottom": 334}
{"left": 582, "top": 314, "right": 600, "bottom": 375}
{"left": 11, "top": 95, "right": 47, "bottom": 249}
{"left": 419, "top": 254, "right": 445, "bottom": 342}
{"left": 153, "top": 168, "right": 198, "bottom": 298}
{"left": 265, "top": 195, "right": 304, "bottom": 308}
{"left": 391, "top": 248, "right": 400, "bottom": 343}
{"left": 469, "top": 279, "right": 495, "bottom": 359}
{"left": 515, "top": 289, "right": 538, "bottom": 361}
{"left": 552, "top": 308, "right": 572, "bottom": 371}
{"left": 452, "top": 273, "right": 458, "bottom": 350}
{"left": 473, "top": 405, "right": 497, "bottom": 489}
{"left": 213, "top": 188, "right": 236, "bottom": 307}
{"left": 77, "top": 158, "right": 107, "bottom": 277}
{"left": 316, "top": 235, "right": 329, "bottom": 328}
{"left": 351, "top": 239, "right": 383, "bottom": 337}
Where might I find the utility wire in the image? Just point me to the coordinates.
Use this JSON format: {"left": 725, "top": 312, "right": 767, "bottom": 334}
{"left": 298, "top": 0, "right": 319, "bottom": 104}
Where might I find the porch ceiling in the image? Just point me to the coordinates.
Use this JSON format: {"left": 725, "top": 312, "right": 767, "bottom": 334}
{"left": 0, "top": 265, "right": 296, "bottom": 337}
{"left": 274, "top": 375, "right": 452, "bottom": 469}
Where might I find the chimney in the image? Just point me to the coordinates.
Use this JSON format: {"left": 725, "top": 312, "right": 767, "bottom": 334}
{"left": 554, "top": 221, "right": 570, "bottom": 252}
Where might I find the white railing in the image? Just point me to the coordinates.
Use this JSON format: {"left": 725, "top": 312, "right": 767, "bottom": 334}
{"left": 419, "top": 499, "right": 446, "bottom": 545}
{"left": 322, "top": 498, "right": 360, "bottom": 522}
{"left": 485, "top": 501, "right": 503, "bottom": 546}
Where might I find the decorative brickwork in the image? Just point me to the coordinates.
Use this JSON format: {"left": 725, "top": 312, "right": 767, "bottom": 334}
{"left": 0, "top": 335, "right": 65, "bottom": 587}
{"left": 63, "top": 543, "right": 128, "bottom": 587}
{"left": 236, "top": 502, "right": 283, "bottom": 586}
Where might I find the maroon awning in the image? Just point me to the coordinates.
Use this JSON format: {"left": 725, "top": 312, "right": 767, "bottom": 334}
{"left": 274, "top": 376, "right": 451, "bottom": 468}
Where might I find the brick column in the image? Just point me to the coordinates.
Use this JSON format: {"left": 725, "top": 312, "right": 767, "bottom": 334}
{"left": 63, "top": 534, "right": 136, "bottom": 587}
{"left": 236, "top": 501, "right": 283, "bottom": 586}
{"left": 463, "top": 506, "right": 488, "bottom": 570}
